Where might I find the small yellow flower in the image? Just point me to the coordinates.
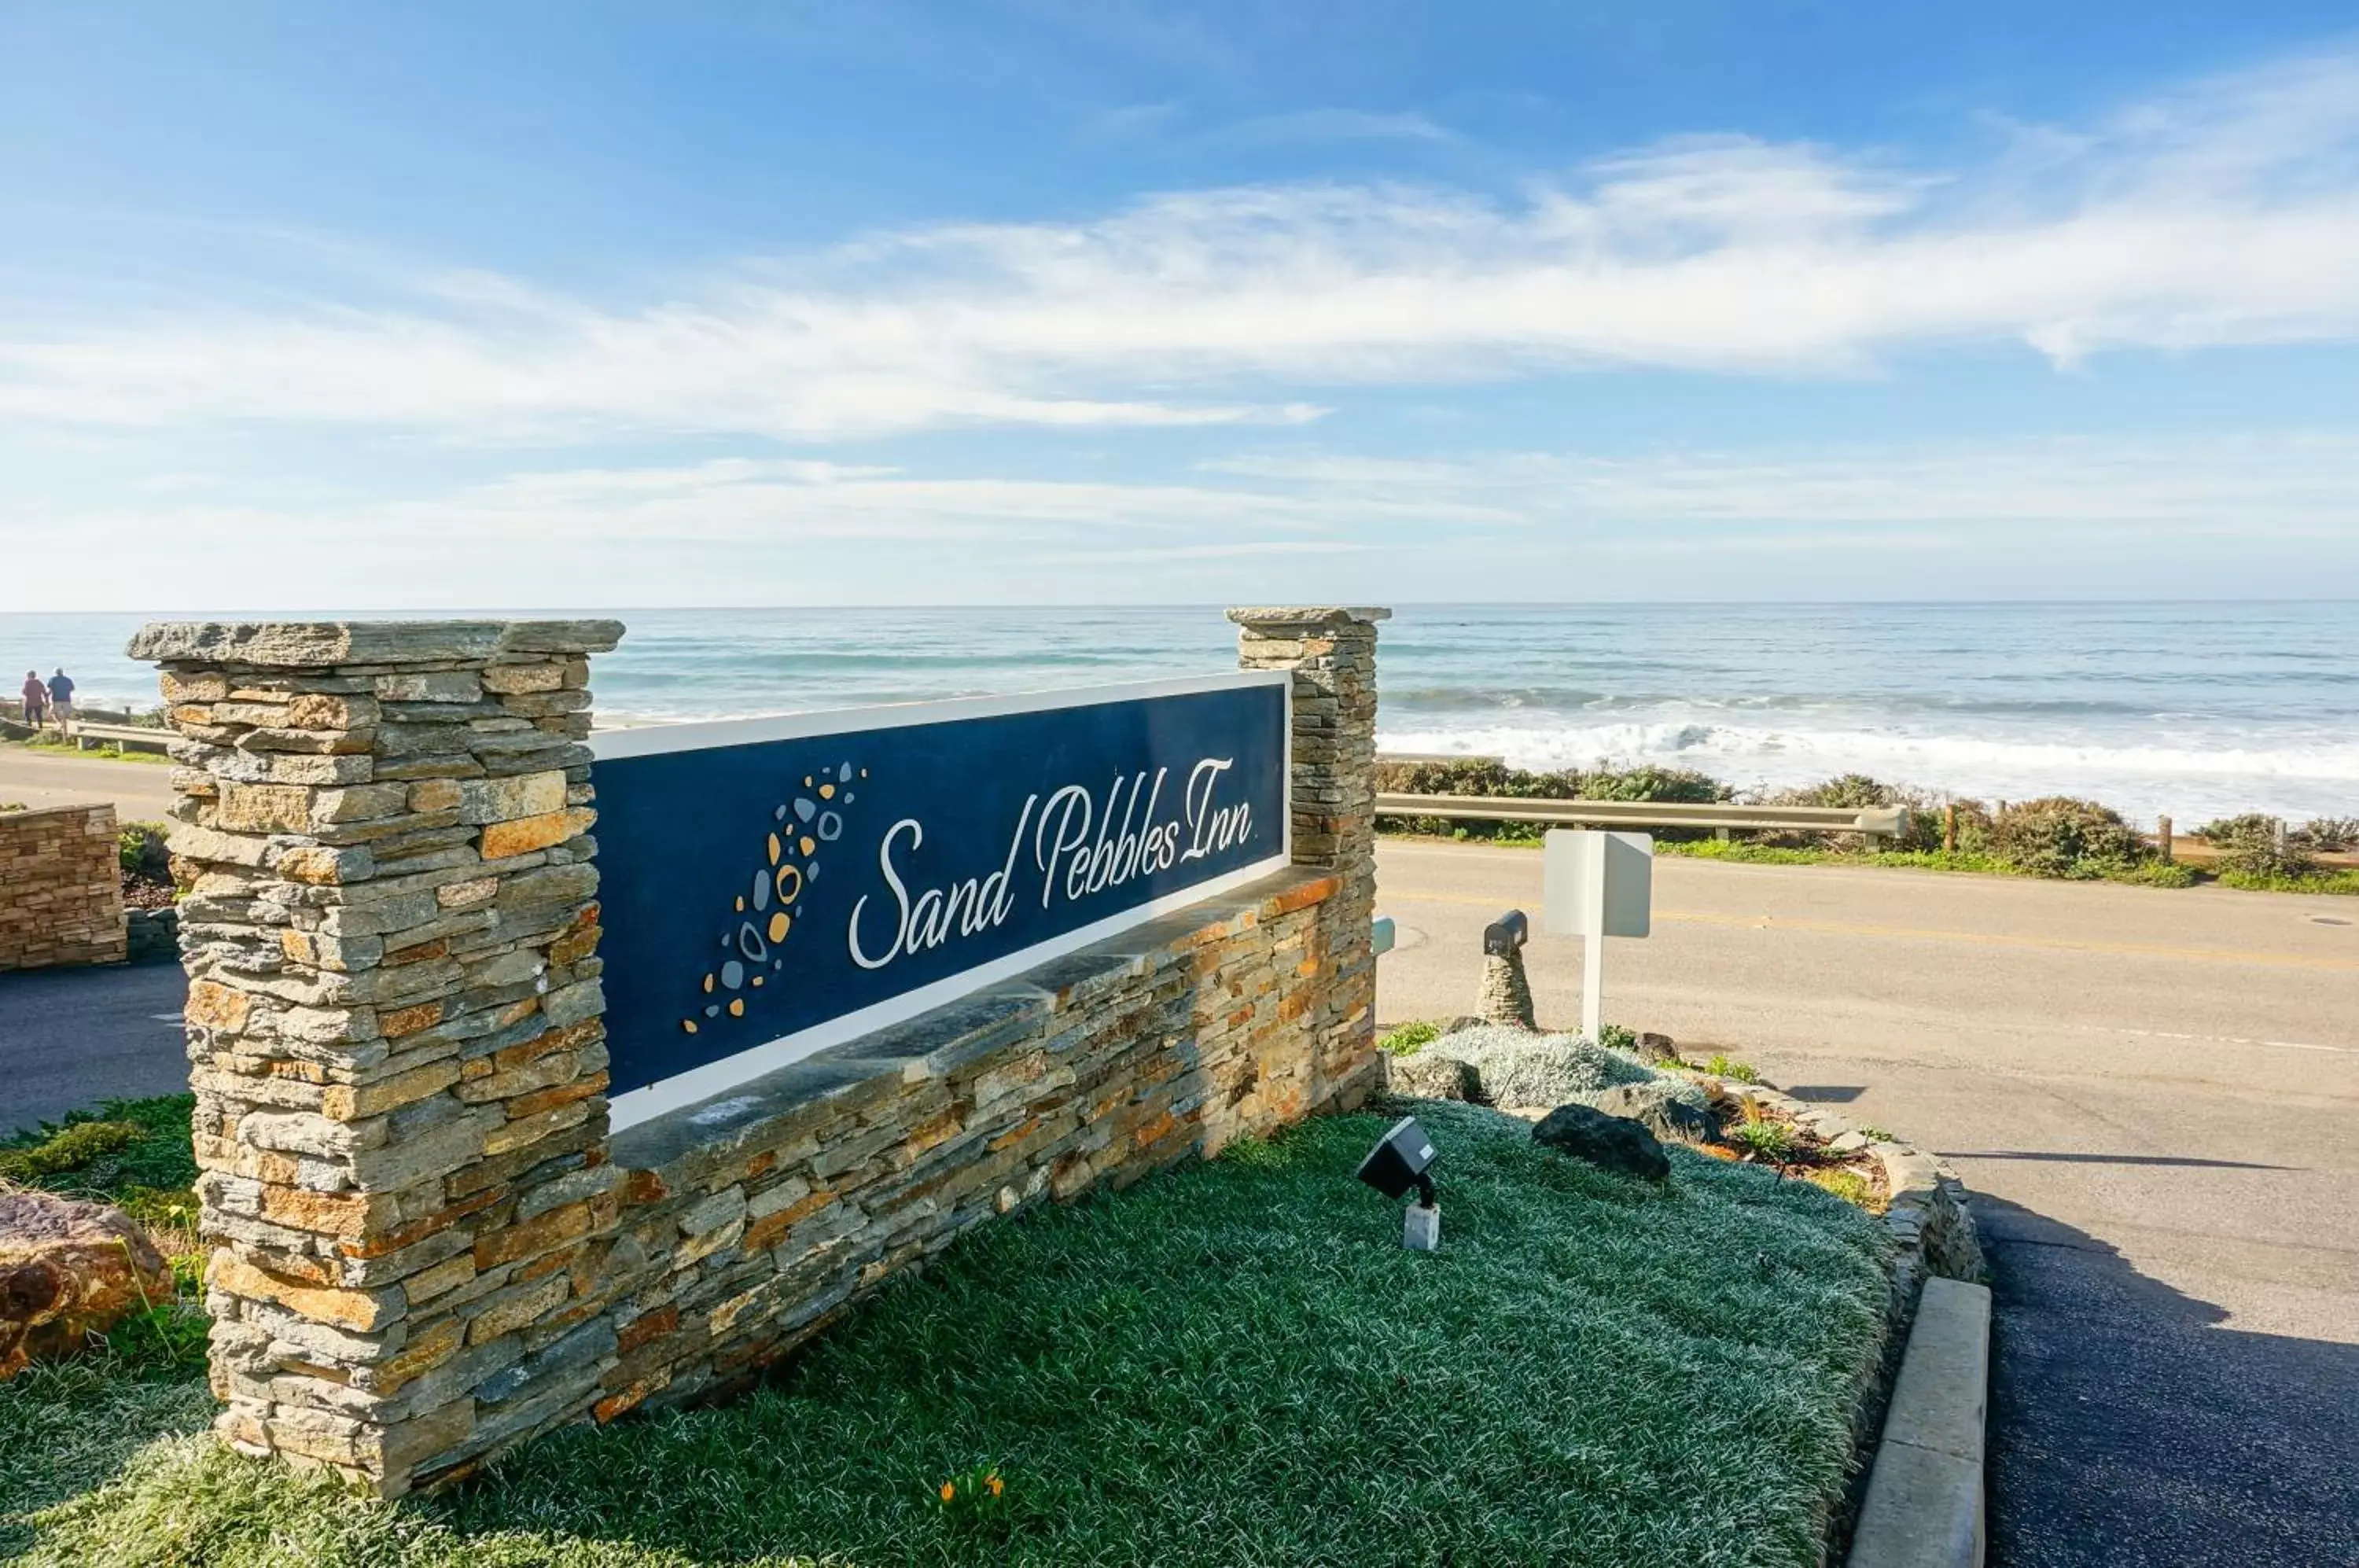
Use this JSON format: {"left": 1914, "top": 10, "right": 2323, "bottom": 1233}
{"left": 940, "top": 1482, "right": 956, "bottom": 1502}
{"left": 988, "top": 1475, "right": 1004, "bottom": 1498}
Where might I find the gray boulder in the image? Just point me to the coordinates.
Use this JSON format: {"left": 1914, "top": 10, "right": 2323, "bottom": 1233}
{"left": 1531, "top": 1103, "right": 1671, "bottom": 1182}
{"left": 1588, "top": 1081, "right": 1721, "bottom": 1146}
{"left": 1386, "top": 1051, "right": 1479, "bottom": 1102}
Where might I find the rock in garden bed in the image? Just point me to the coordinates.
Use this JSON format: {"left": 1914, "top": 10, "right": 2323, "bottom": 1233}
{"left": 1530, "top": 1102, "right": 1671, "bottom": 1181}
{"left": 1382, "top": 1022, "right": 1890, "bottom": 1209}
{"left": 0, "top": 1187, "right": 175, "bottom": 1379}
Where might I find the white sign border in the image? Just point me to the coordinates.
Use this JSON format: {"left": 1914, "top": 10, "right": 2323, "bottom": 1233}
{"left": 593, "top": 670, "right": 1294, "bottom": 1131}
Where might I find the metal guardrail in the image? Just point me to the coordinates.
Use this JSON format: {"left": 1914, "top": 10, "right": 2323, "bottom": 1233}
{"left": 1375, "top": 791, "right": 1911, "bottom": 843}
{"left": 0, "top": 716, "right": 174, "bottom": 754}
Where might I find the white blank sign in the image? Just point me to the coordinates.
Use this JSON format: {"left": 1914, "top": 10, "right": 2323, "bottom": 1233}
{"left": 1542, "top": 829, "right": 1654, "bottom": 938}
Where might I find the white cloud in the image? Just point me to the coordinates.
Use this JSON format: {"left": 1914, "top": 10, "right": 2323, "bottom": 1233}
{"left": 3, "top": 47, "right": 2359, "bottom": 444}
{"left": 13, "top": 429, "right": 2354, "bottom": 610}
{"left": 1206, "top": 431, "right": 2359, "bottom": 531}
{"left": 1211, "top": 109, "right": 1458, "bottom": 145}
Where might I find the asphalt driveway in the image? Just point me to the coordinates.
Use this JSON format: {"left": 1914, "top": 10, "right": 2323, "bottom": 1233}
{"left": 0, "top": 961, "right": 190, "bottom": 1135}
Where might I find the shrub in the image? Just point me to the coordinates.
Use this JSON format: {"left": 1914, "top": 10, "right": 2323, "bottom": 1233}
{"left": 0, "top": 1121, "right": 146, "bottom": 1183}
{"left": 1775, "top": 773, "right": 1891, "bottom": 813}
{"left": 1440, "top": 1025, "right": 1656, "bottom": 1108}
{"left": 1746, "top": 775, "right": 1960, "bottom": 853}
{"left": 1990, "top": 797, "right": 2151, "bottom": 879}
{"left": 1574, "top": 764, "right": 1726, "bottom": 804}
{"left": 2109, "top": 860, "right": 2199, "bottom": 889}
{"left": 1703, "top": 1053, "right": 1760, "bottom": 1084}
{"left": 2298, "top": 817, "right": 2359, "bottom": 853}
{"left": 1378, "top": 1020, "right": 1441, "bottom": 1056}
{"left": 119, "top": 820, "right": 171, "bottom": 877}
{"left": 1727, "top": 1117, "right": 1797, "bottom": 1161}
{"left": 1805, "top": 1169, "right": 1875, "bottom": 1208}
{"left": 1374, "top": 758, "right": 1726, "bottom": 840}
{"left": 2194, "top": 814, "right": 2317, "bottom": 879}
{"left": 1, "top": 1095, "right": 197, "bottom": 1196}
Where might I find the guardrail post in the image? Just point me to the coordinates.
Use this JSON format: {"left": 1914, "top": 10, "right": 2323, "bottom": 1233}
{"left": 2157, "top": 815, "right": 2173, "bottom": 863}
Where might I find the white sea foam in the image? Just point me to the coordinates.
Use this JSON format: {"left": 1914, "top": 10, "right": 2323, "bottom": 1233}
{"left": 13, "top": 602, "right": 2354, "bottom": 825}
{"left": 1378, "top": 714, "right": 2359, "bottom": 824}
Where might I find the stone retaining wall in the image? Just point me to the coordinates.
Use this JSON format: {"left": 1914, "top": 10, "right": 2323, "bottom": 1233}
{"left": 0, "top": 803, "right": 127, "bottom": 970}
{"left": 138, "top": 605, "right": 1386, "bottom": 1497}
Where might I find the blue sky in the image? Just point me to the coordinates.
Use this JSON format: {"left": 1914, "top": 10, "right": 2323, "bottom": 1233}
{"left": 4, "top": 2, "right": 2357, "bottom": 607}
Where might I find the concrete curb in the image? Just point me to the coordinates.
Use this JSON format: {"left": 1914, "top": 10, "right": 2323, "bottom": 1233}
{"left": 1845, "top": 1276, "right": 1992, "bottom": 1568}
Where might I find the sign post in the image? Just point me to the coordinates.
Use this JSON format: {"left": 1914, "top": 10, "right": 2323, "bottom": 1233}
{"left": 1541, "top": 829, "right": 1654, "bottom": 1041}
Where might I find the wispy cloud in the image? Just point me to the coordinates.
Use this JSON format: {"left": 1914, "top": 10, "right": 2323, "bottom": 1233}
{"left": 10, "top": 426, "right": 2357, "bottom": 609}
{"left": 1209, "top": 108, "right": 1458, "bottom": 145}
{"left": 1205, "top": 431, "right": 2359, "bottom": 530}
{"left": 5, "top": 47, "right": 2359, "bottom": 440}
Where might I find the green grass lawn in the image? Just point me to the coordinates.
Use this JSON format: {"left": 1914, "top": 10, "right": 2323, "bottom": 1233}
{"left": 6, "top": 1100, "right": 1891, "bottom": 1567}
{"left": 1384, "top": 826, "right": 2359, "bottom": 896}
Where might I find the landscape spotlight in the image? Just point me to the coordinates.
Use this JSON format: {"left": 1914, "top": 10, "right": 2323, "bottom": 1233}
{"left": 1356, "top": 1115, "right": 1441, "bottom": 1250}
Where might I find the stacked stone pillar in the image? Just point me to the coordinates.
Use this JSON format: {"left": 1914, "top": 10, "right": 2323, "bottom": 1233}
{"left": 1227, "top": 606, "right": 1389, "bottom": 1104}
{"left": 130, "top": 620, "right": 621, "bottom": 1496}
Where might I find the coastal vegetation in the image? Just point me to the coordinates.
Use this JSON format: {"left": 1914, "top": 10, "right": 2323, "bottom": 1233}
{"left": 1376, "top": 758, "right": 2353, "bottom": 895}
{"left": 6, "top": 1097, "right": 1889, "bottom": 1567}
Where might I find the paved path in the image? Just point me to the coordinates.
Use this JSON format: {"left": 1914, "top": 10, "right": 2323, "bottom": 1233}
{"left": 1373, "top": 839, "right": 2359, "bottom": 1567}
{"left": 0, "top": 743, "right": 177, "bottom": 819}
{"left": 0, "top": 962, "right": 190, "bottom": 1135}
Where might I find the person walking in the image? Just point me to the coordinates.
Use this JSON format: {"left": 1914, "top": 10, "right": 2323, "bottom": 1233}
{"left": 45, "top": 667, "right": 75, "bottom": 740}
{"left": 19, "top": 668, "right": 46, "bottom": 731}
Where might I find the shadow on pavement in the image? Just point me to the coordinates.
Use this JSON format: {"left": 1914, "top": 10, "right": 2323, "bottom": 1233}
{"left": 0, "top": 963, "right": 189, "bottom": 1134}
{"left": 1983, "top": 1193, "right": 2359, "bottom": 1568}
{"left": 1951, "top": 1150, "right": 2293, "bottom": 1171}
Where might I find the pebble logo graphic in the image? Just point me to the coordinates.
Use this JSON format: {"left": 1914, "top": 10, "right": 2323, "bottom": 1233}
{"left": 681, "top": 760, "right": 863, "bottom": 1035}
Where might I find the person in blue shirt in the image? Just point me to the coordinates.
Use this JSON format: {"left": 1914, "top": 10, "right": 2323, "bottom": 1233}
{"left": 46, "top": 668, "right": 75, "bottom": 739}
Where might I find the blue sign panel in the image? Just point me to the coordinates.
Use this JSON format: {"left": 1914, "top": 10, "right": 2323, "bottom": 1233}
{"left": 591, "top": 675, "right": 1290, "bottom": 1125}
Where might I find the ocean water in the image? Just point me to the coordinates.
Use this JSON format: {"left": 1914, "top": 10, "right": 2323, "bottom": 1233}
{"left": 5, "top": 603, "right": 2352, "bottom": 825}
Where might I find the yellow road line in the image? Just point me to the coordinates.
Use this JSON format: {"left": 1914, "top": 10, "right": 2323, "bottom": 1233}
{"left": 1382, "top": 888, "right": 2359, "bottom": 973}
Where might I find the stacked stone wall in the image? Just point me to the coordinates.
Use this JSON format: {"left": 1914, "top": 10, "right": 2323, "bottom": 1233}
{"left": 0, "top": 803, "right": 127, "bottom": 970}
{"left": 131, "top": 620, "right": 623, "bottom": 1492}
{"left": 139, "top": 605, "right": 1384, "bottom": 1497}
{"left": 590, "top": 864, "right": 1363, "bottom": 1434}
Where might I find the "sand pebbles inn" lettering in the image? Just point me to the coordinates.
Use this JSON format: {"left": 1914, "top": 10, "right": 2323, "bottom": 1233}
{"left": 848, "top": 756, "right": 1250, "bottom": 972}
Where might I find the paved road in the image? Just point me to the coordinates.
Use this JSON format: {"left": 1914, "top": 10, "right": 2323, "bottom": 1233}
{"left": 1374, "top": 839, "right": 2359, "bottom": 1568}
{"left": 0, "top": 743, "right": 177, "bottom": 819}
{"left": 0, "top": 962, "right": 190, "bottom": 1134}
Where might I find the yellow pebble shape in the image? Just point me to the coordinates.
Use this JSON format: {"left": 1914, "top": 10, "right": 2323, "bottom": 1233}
{"left": 729, "top": 999, "right": 745, "bottom": 1017}
{"left": 800, "top": 836, "right": 815, "bottom": 856}
{"left": 682, "top": 1019, "right": 698, "bottom": 1034}
{"left": 774, "top": 866, "right": 801, "bottom": 904}
{"left": 702, "top": 974, "right": 714, "bottom": 993}
{"left": 768, "top": 911, "right": 790, "bottom": 942}
{"left": 734, "top": 896, "right": 745, "bottom": 912}
{"left": 819, "top": 783, "right": 835, "bottom": 799}
{"left": 767, "top": 834, "right": 781, "bottom": 865}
